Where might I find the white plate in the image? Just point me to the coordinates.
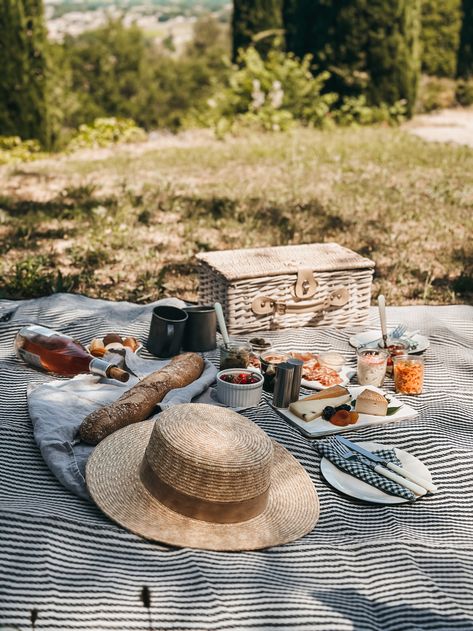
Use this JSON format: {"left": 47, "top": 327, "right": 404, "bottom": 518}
{"left": 301, "top": 365, "right": 356, "bottom": 390}
{"left": 320, "top": 440, "right": 432, "bottom": 504}
{"left": 349, "top": 330, "right": 429, "bottom": 353}
{"left": 85, "top": 342, "right": 143, "bottom": 356}
{"left": 270, "top": 385, "right": 418, "bottom": 438}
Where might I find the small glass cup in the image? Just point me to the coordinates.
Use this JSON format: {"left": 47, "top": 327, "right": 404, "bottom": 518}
{"left": 381, "top": 338, "right": 411, "bottom": 376}
{"left": 219, "top": 341, "right": 251, "bottom": 371}
{"left": 393, "top": 354, "right": 424, "bottom": 395}
{"left": 357, "top": 347, "right": 388, "bottom": 387}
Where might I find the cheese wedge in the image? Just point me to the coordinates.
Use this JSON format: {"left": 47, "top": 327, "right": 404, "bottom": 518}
{"left": 289, "top": 393, "right": 351, "bottom": 422}
{"left": 301, "top": 385, "right": 350, "bottom": 402}
{"left": 354, "top": 389, "right": 388, "bottom": 416}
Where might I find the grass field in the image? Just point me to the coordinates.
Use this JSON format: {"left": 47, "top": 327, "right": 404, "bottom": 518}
{"left": 0, "top": 126, "right": 472, "bottom": 305}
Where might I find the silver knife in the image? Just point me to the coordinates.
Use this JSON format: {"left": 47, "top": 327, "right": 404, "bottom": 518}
{"left": 337, "top": 436, "right": 438, "bottom": 494}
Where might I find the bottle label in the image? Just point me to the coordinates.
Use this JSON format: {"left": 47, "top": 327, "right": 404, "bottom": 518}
{"left": 17, "top": 347, "right": 43, "bottom": 370}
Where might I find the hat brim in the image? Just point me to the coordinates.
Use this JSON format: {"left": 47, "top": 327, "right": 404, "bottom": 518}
{"left": 86, "top": 420, "right": 319, "bottom": 551}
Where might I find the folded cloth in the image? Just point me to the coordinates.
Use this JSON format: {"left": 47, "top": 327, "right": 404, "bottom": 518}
{"left": 27, "top": 348, "right": 217, "bottom": 501}
{"left": 318, "top": 441, "right": 415, "bottom": 501}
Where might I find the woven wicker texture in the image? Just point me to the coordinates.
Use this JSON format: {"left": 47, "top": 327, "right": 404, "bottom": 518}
{"left": 199, "top": 270, "right": 373, "bottom": 334}
{"left": 198, "top": 243, "right": 374, "bottom": 334}
{"left": 86, "top": 404, "right": 319, "bottom": 551}
{"left": 197, "top": 243, "right": 374, "bottom": 281}
{"left": 145, "top": 404, "right": 273, "bottom": 502}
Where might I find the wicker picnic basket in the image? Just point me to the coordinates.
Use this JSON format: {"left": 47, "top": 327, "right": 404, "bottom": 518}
{"left": 196, "top": 243, "right": 375, "bottom": 334}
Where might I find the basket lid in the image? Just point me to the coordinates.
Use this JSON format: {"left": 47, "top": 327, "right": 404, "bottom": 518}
{"left": 196, "top": 243, "right": 375, "bottom": 282}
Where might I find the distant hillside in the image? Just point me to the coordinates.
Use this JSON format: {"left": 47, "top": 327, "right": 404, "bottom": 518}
{"left": 45, "top": 0, "right": 229, "bottom": 19}
{"left": 45, "top": 0, "right": 231, "bottom": 41}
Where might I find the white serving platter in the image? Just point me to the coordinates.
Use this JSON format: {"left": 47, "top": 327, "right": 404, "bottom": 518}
{"left": 270, "top": 385, "right": 418, "bottom": 439}
{"left": 320, "top": 441, "right": 432, "bottom": 504}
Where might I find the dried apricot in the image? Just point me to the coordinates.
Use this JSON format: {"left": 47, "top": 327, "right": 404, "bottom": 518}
{"left": 329, "top": 410, "right": 352, "bottom": 426}
{"left": 348, "top": 411, "right": 359, "bottom": 425}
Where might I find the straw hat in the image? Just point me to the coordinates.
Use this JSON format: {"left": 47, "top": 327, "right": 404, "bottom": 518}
{"left": 86, "top": 403, "right": 319, "bottom": 551}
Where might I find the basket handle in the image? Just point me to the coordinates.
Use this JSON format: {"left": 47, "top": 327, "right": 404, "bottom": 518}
{"left": 251, "top": 287, "right": 349, "bottom": 316}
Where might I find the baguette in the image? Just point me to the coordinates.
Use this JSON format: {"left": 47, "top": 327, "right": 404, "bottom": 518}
{"left": 79, "top": 352, "right": 204, "bottom": 445}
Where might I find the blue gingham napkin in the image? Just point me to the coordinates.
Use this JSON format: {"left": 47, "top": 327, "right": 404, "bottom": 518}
{"left": 318, "top": 441, "right": 415, "bottom": 501}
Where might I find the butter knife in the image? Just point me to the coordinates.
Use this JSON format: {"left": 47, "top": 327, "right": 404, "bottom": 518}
{"left": 337, "top": 436, "right": 437, "bottom": 494}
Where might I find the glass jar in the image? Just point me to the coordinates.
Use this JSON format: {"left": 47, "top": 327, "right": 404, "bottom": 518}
{"left": 219, "top": 341, "right": 251, "bottom": 370}
{"left": 382, "top": 338, "right": 410, "bottom": 375}
{"left": 393, "top": 354, "right": 424, "bottom": 395}
{"left": 357, "top": 347, "right": 388, "bottom": 387}
{"left": 260, "top": 349, "right": 290, "bottom": 393}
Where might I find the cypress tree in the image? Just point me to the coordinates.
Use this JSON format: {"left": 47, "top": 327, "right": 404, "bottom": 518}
{"left": 0, "top": 0, "right": 51, "bottom": 147}
{"left": 232, "top": 0, "right": 284, "bottom": 60}
{"left": 457, "top": 0, "right": 473, "bottom": 77}
{"left": 283, "top": 0, "right": 367, "bottom": 95}
{"left": 421, "top": 0, "right": 462, "bottom": 77}
{"left": 283, "top": 0, "right": 421, "bottom": 116}
{"left": 366, "top": 1, "right": 421, "bottom": 115}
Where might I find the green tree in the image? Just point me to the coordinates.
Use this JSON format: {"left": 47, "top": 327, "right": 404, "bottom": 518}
{"left": 63, "top": 20, "right": 155, "bottom": 127}
{"left": 0, "top": 0, "right": 51, "bottom": 147}
{"left": 283, "top": 0, "right": 421, "bottom": 116}
{"left": 232, "top": 0, "right": 284, "bottom": 60}
{"left": 421, "top": 0, "right": 462, "bottom": 77}
{"left": 366, "top": 1, "right": 421, "bottom": 115}
{"left": 458, "top": 0, "right": 473, "bottom": 77}
{"left": 63, "top": 17, "right": 230, "bottom": 131}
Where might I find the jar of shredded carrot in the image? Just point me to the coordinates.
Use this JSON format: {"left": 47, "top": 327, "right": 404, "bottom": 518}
{"left": 393, "top": 355, "right": 424, "bottom": 395}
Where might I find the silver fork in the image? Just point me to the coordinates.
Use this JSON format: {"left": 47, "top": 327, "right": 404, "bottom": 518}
{"left": 325, "top": 437, "right": 427, "bottom": 496}
{"left": 390, "top": 323, "right": 407, "bottom": 339}
{"left": 358, "top": 323, "right": 407, "bottom": 349}
{"left": 326, "top": 437, "right": 361, "bottom": 463}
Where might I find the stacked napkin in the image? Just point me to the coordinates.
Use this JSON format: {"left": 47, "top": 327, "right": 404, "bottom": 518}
{"left": 318, "top": 441, "right": 415, "bottom": 501}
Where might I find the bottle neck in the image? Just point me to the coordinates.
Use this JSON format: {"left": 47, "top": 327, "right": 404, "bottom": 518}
{"left": 89, "top": 357, "right": 112, "bottom": 378}
{"left": 89, "top": 358, "right": 129, "bottom": 383}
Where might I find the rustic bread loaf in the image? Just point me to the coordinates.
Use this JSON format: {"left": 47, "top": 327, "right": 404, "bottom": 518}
{"left": 79, "top": 352, "right": 204, "bottom": 445}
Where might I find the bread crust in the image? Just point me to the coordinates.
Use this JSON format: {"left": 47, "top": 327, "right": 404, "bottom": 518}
{"left": 79, "top": 353, "right": 205, "bottom": 445}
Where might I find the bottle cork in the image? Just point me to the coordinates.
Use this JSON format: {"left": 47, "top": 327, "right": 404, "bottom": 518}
{"left": 107, "top": 366, "right": 130, "bottom": 383}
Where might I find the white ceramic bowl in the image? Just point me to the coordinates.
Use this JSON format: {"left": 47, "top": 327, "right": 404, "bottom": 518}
{"left": 216, "top": 369, "right": 263, "bottom": 408}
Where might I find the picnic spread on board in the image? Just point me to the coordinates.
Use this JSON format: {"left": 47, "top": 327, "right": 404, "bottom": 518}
{"left": 2, "top": 242, "right": 473, "bottom": 630}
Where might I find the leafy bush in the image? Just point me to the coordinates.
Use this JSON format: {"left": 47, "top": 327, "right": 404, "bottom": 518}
{"left": 456, "top": 78, "right": 473, "bottom": 106}
{"left": 202, "top": 46, "right": 337, "bottom": 133}
{"left": 199, "top": 46, "right": 407, "bottom": 135}
{"left": 333, "top": 96, "right": 407, "bottom": 126}
{"left": 66, "top": 118, "right": 146, "bottom": 151}
{"left": 0, "top": 136, "right": 44, "bottom": 165}
{"left": 415, "top": 76, "right": 458, "bottom": 112}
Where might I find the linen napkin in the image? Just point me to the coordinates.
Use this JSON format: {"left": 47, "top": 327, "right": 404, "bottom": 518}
{"left": 318, "top": 440, "right": 415, "bottom": 501}
{"left": 27, "top": 349, "right": 217, "bottom": 501}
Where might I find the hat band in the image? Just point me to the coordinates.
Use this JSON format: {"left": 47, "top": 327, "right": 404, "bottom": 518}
{"left": 140, "top": 457, "right": 269, "bottom": 524}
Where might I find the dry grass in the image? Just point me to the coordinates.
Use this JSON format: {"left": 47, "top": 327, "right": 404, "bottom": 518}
{"left": 0, "top": 126, "right": 472, "bottom": 305}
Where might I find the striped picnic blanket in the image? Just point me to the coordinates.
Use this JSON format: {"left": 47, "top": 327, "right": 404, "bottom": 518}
{"left": 1, "top": 294, "right": 473, "bottom": 631}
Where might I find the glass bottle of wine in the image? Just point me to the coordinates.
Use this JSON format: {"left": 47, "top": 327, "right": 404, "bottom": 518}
{"left": 15, "top": 325, "right": 129, "bottom": 382}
